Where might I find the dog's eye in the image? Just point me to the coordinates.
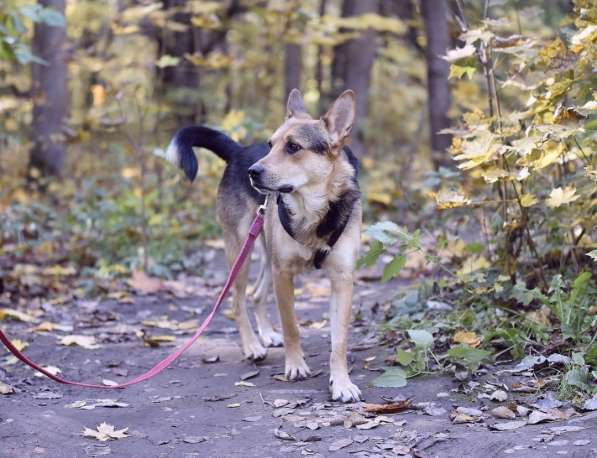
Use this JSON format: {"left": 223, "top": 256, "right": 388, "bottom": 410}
{"left": 267, "top": 140, "right": 273, "bottom": 149}
{"left": 286, "top": 141, "right": 301, "bottom": 155}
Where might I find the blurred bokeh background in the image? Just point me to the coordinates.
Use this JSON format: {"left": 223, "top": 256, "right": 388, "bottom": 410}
{"left": 0, "top": 0, "right": 594, "bottom": 299}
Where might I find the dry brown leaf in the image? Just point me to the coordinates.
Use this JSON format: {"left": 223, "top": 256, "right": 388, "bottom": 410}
{"left": 491, "top": 406, "right": 516, "bottom": 419}
{"left": 363, "top": 399, "right": 413, "bottom": 414}
{"left": 127, "top": 270, "right": 163, "bottom": 294}
{"left": 142, "top": 334, "right": 176, "bottom": 347}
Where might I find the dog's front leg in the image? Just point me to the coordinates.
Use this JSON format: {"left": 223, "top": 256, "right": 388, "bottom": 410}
{"left": 329, "top": 269, "right": 362, "bottom": 402}
{"left": 273, "top": 270, "right": 311, "bottom": 379}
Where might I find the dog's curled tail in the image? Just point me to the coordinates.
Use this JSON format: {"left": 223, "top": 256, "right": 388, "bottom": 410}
{"left": 165, "top": 125, "right": 242, "bottom": 182}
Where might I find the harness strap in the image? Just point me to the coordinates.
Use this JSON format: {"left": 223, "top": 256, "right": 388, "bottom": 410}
{"left": 277, "top": 190, "right": 359, "bottom": 269}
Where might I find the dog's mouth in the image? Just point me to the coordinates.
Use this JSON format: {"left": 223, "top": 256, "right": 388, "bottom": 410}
{"left": 250, "top": 178, "right": 294, "bottom": 194}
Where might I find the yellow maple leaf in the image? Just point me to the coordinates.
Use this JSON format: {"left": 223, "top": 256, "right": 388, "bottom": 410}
{"left": 546, "top": 186, "right": 579, "bottom": 208}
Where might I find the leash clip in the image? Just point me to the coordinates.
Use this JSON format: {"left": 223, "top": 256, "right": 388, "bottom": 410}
{"left": 257, "top": 193, "right": 270, "bottom": 215}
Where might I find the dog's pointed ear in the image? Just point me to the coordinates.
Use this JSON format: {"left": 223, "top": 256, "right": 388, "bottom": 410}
{"left": 322, "top": 90, "right": 355, "bottom": 149}
{"left": 286, "top": 88, "right": 306, "bottom": 119}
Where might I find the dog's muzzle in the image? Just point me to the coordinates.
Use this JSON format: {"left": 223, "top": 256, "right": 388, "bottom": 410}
{"left": 248, "top": 164, "right": 293, "bottom": 194}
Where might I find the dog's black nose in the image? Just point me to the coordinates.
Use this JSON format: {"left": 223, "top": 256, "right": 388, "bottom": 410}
{"left": 248, "top": 163, "right": 265, "bottom": 179}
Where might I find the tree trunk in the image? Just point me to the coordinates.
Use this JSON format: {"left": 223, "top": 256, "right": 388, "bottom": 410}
{"left": 315, "top": 0, "right": 328, "bottom": 112}
{"left": 420, "top": 0, "right": 452, "bottom": 169}
{"left": 158, "top": 0, "right": 199, "bottom": 124}
{"left": 331, "top": 0, "right": 355, "bottom": 98}
{"left": 331, "top": 0, "right": 378, "bottom": 155}
{"left": 29, "top": 0, "right": 68, "bottom": 177}
{"left": 284, "top": 43, "right": 302, "bottom": 99}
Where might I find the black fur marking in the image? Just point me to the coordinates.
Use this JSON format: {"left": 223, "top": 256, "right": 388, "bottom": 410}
{"left": 277, "top": 194, "right": 294, "bottom": 238}
{"left": 171, "top": 126, "right": 243, "bottom": 182}
{"left": 313, "top": 188, "right": 360, "bottom": 269}
{"left": 313, "top": 249, "right": 329, "bottom": 269}
{"left": 275, "top": 153, "right": 360, "bottom": 269}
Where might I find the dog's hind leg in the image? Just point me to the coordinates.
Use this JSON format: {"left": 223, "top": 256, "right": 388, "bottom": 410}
{"left": 224, "top": 230, "right": 267, "bottom": 361}
{"left": 253, "top": 236, "right": 283, "bottom": 348}
{"left": 273, "top": 270, "right": 310, "bottom": 379}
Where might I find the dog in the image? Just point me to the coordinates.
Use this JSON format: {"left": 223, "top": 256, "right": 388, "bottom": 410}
{"left": 166, "top": 89, "right": 362, "bottom": 402}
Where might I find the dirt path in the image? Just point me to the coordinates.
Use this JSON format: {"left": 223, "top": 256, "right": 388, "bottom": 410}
{"left": 1, "top": 253, "right": 596, "bottom": 457}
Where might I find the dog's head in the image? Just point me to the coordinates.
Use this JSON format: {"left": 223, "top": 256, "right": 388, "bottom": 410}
{"left": 248, "top": 89, "right": 356, "bottom": 194}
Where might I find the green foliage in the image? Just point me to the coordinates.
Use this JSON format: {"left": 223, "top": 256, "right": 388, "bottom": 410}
{"left": 358, "top": 221, "right": 425, "bottom": 282}
{"left": 371, "top": 367, "right": 407, "bottom": 388}
{"left": 0, "top": 3, "right": 64, "bottom": 64}
{"left": 447, "top": 344, "right": 492, "bottom": 372}
{"left": 442, "top": 1, "right": 595, "bottom": 284}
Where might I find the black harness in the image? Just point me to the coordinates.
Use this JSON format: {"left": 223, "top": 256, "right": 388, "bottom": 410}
{"left": 276, "top": 189, "right": 360, "bottom": 269}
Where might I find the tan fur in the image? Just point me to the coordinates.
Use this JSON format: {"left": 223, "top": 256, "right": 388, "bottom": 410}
{"left": 224, "top": 90, "right": 362, "bottom": 402}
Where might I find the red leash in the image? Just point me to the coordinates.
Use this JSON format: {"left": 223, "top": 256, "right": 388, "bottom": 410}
{"left": 0, "top": 203, "right": 267, "bottom": 389}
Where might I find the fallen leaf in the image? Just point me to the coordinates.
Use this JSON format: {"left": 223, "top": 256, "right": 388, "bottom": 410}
{"left": 528, "top": 408, "right": 575, "bottom": 425}
{"left": 490, "top": 420, "right": 527, "bottom": 431}
{"left": 127, "top": 270, "right": 163, "bottom": 294}
{"left": 0, "top": 381, "right": 15, "bottom": 395}
{"left": 274, "top": 426, "right": 296, "bottom": 441}
{"left": 58, "top": 335, "right": 100, "bottom": 349}
{"left": 142, "top": 334, "right": 176, "bottom": 347}
{"left": 453, "top": 331, "right": 480, "bottom": 347}
{"left": 273, "top": 399, "right": 289, "bottom": 408}
{"left": 28, "top": 321, "right": 73, "bottom": 333}
{"left": 455, "top": 406, "right": 483, "bottom": 416}
{"left": 356, "top": 419, "right": 381, "bottom": 430}
{"left": 66, "top": 399, "right": 129, "bottom": 410}
{"left": 0, "top": 308, "right": 36, "bottom": 322}
{"left": 34, "top": 391, "right": 62, "bottom": 400}
{"left": 234, "top": 381, "right": 255, "bottom": 388}
{"left": 363, "top": 399, "right": 413, "bottom": 414}
{"left": 582, "top": 394, "right": 597, "bottom": 411}
{"left": 240, "top": 369, "right": 260, "bottom": 381}
{"left": 201, "top": 355, "right": 220, "bottom": 364}
{"left": 273, "top": 407, "right": 295, "bottom": 418}
{"left": 226, "top": 403, "right": 241, "bottom": 408}
{"left": 490, "top": 390, "right": 508, "bottom": 402}
{"left": 329, "top": 437, "right": 353, "bottom": 452}
{"left": 182, "top": 436, "right": 206, "bottom": 444}
{"left": 33, "top": 365, "right": 61, "bottom": 378}
{"left": 82, "top": 423, "right": 129, "bottom": 442}
{"left": 424, "top": 405, "right": 448, "bottom": 417}
{"left": 202, "top": 394, "right": 235, "bottom": 402}
{"left": 491, "top": 406, "right": 516, "bottom": 419}
{"left": 450, "top": 413, "right": 480, "bottom": 424}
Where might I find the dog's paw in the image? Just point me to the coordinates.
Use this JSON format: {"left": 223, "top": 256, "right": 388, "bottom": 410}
{"left": 259, "top": 329, "right": 283, "bottom": 348}
{"left": 285, "top": 357, "right": 311, "bottom": 380}
{"left": 330, "top": 377, "right": 363, "bottom": 403}
{"left": 243, "top": 341, "right": 267, "bottom": 361}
